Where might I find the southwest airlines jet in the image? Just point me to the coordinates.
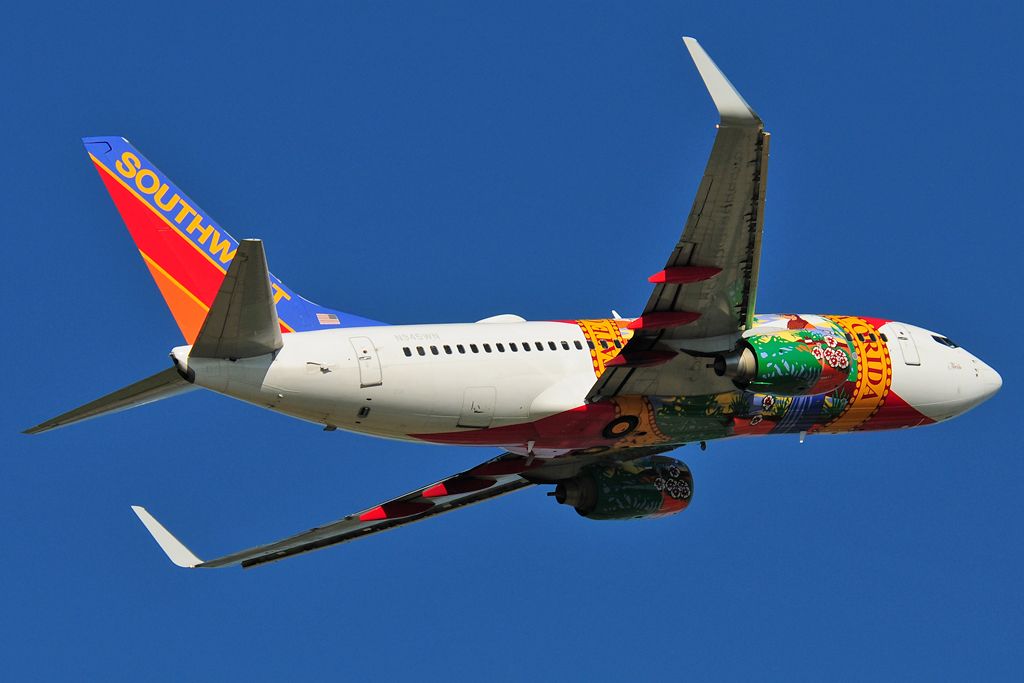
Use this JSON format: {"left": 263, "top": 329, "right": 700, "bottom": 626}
{"left": 26, "top": 39, "right": 1001, "bottom": 569}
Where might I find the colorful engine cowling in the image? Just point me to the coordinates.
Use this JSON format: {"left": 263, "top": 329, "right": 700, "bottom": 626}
{"left": 714, "top": 329, "right": 852, "bottom": 396}
{"left": 553, "top": 456, "right": 693, "bottom": 520}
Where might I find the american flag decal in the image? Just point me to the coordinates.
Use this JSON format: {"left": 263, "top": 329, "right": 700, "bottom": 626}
{"left": 316, "top": 313, "right": 341, "bottom": 325}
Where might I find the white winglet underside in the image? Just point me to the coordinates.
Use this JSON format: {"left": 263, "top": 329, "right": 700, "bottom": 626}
{"left": 131, "top": 506, "right": 202, "bottom": 568}
{"left": 682, "top": 37, "right": 761, "bottom": 126}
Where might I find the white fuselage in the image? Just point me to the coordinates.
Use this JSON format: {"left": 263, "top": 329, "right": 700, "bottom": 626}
{"left": 173, "top": 317, "right": 1001, "bottom": 447}
{"left": 177, "top": 320, "right": 598, "bottom": 440}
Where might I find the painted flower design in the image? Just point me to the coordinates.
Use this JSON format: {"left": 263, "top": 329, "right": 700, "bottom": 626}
{"left": 825, "top": 335, "right": 839, "bottom": 348}
{"left": 667, "top": 479, "right": 690, "bottom": 499}
{"left": 811, "top": 345, "right": 824, "bottom": 360}
{"left": 821, "top": 347, "right": 850, "bottom": 370}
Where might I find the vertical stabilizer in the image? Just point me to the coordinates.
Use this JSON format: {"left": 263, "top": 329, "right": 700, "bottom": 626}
{"left": 82, "top": 136, "right": 386, "bottom": 342}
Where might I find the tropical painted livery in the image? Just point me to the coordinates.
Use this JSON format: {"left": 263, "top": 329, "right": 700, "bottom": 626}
{"left": 26, "top": 39, "right": 1000, "bottom": 569}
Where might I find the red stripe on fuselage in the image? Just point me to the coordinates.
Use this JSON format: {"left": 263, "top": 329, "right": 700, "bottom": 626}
{"left": 860, "top": 389, "right": 935, "bottom": 430}
{"left": 412, "top": 403, "right": 618, "bottom": 449}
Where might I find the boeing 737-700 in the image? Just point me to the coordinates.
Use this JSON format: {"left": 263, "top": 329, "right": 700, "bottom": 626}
{"left": 24, "top": 38, "right": 1001, "bottom": 569}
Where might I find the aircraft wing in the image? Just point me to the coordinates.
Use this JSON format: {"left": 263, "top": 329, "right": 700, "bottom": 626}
{"left": 588, "top": 37, "right": 769, "bottom": 400}
{"left": 132, "top": 445, "right": 676, "bottom": 568}
{"left": 132, "top": 452, "right": 539, "bottom": 569}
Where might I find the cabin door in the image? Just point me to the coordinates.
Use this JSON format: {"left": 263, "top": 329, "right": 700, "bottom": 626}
{"left": 889, "top": 324, "right": 920, "bottom": 366}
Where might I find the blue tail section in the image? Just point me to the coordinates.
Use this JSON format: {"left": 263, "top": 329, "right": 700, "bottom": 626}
{"left": 83, "top": 136, "right": 386, "bottom": 337}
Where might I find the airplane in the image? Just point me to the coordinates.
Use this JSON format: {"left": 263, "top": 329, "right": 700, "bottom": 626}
{"left": 24, "top": 38, "right": 1001, "bottom": 569}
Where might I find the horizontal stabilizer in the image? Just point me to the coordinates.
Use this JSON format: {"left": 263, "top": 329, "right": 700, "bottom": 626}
{"left": 190, "top": 239, "right": 283, "bottom": 359}
{"left": 131, "top": 506, "right": 203, "bottom": 568}
{"left": 23, "top": 367, "right": 194, "bottom": 434}
{"left": 682, "top": 37, "right": 760, "bottom": 126}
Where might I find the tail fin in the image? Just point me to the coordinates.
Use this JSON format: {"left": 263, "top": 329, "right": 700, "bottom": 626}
{"left": 82, "top": 136, "right": 384, "bottom": 342}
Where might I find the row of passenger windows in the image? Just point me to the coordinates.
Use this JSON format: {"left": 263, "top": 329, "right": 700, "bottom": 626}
{"left": 854, "top": 332, "right": 887, "bottom": 343}
{"left": 402, "top": 338, "right": 619, "bottom": 357}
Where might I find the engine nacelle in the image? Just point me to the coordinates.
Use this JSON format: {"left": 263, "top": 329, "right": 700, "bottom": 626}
{"left": 553, "top": 456, "right": 693, "bottom": 520}
{"left": 714, "top": 329, "right": 852, "bottom": 396}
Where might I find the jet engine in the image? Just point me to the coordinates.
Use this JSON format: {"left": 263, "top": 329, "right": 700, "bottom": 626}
{"left": 552, "top": 456, "right": 693, "bottom": 520}
{"left": 713, "top": 330, "right": 852, "bottom": 396}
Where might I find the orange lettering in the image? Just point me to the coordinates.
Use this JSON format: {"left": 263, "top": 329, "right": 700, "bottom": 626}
{"left": 207, "top": 230, "right": 236, "bottom": 264}
{"left": 174, "top": 201, "right": 196, "bottom": 224}
{"left": 154, "top": 185, "right": 180, "bottom": 211}
{"left": 185, "top": 214, "right": 215, "bottom": 242}
{"left": 272, "top": 284, "right": 292, "bottom": 304}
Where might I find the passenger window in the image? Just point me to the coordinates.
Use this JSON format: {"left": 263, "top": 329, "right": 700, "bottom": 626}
{"left": 417, "top": 346, "right": 425, "bottom": 356}
{"left": 430, "top": 345, "right": 439, "bottom": 355}
{"left": 856, "top": 333, "right": 866, "bottom": 342}
{"left": 548, "top": 341, "right": 557, "bottom": 350}
{"left": 496, "top": 343, "right": 505, "bottom": 352}
{"left": 457, "top": 344, "right": 466, "bottom": 354}
{"left": 470, "top": 344, "right": 479, "bottom": 353}
{"left": 868, "top": 333, "right": 877, "bottom": 342}
{"left": 613, "top": 340, "right": 622, "bottom": 349}
{"left": 443, "top": 345, "right": 452, "bottom": 354}
{"left": 535, "top": 342, "right": 543, "bottom": 351}
{"left": 574, "top": 340, "right": 583, "bottom": 350}
{"left": 561, "top": 341, "right": 570, "bottom": 350}
{"left": 522, "top": 342, "right": 531, "bottom": 352}
{"left": 879, "top": 334, "right": 888, "bottom": 343}
{"left": 403, "top": 347, "right": 412, "bottom": 357}
{"left": 483, "top": 343, "right": 492, "bottom": 353}
{"left": 600, "top": 340, "right": 609, "bottom": 349}
{"left": 510, "top": 342, "right": 518, "bottom": 352}
{"left": 586, "top": 340, "right": 595, "bottom": 350}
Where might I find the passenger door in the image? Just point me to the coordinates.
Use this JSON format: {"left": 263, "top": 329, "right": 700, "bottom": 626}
{"left": 889, "top": 324, "right": 921, "bottom": 366}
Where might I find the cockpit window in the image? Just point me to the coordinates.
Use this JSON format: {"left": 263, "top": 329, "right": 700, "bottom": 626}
{"left": 932, "top": 335, "right": 958, "bottom": 348}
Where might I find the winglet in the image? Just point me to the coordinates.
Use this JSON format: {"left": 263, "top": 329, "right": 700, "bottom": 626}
{"left": 682, "top": 37, "right": 761, "bottom": 126}
{"left": 131, "top": 506, "right": 203, "bottom": 568}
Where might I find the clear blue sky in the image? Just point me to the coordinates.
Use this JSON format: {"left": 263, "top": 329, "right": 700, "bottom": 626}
{"left": 4, "top": 2, "right": 1021, "bottom": 680}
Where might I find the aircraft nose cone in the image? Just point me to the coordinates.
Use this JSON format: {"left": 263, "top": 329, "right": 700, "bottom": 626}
{"left": 979, "top": 362, "right": 1002, "bottom": 401}
{"left": 942, "top": 355, "right": 1002, "bottom": 419}
{"left": 962, "top": 357, "right": 1002, "bottom": 413}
